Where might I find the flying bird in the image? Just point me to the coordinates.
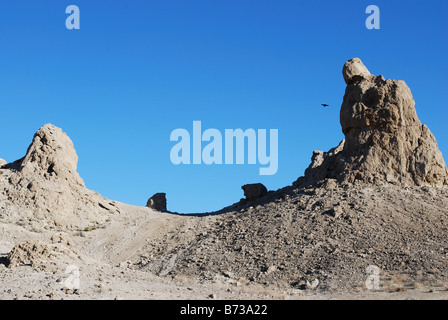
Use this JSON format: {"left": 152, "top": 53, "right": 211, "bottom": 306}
{"left": 321, "top": 104, "right": 329, "bottom": 107}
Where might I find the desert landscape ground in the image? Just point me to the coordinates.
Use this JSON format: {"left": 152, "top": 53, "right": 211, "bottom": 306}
{"left": 1, "top": 58, "right": 447, "bottom": 300}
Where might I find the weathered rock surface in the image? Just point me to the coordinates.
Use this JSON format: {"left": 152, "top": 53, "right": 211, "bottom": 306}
{"left": 6, "top": 239, "right": 80, "bottom": 271}
{"left": 137, "top": 184, "right": 448, "bottom": 293}
{"left": 241, "top": 183, "right": 268, "bottom": 202}
{"left": 0, "top": 124, "right": 117, "bottom": 230}
{"left": 342, "top": 57, "right": 372, "bottom": 84}
{"left": 295, "top": 58, "right": 448, "bottom": 188}
{"left": 1, "top": 58, "right": 448, "bottom": 299}
{"left": 134, "top": 59, "right": 448, "bottom": 292}
{"left": 18, "top": 124, "right": 84, "bottom": 186}
{"left": 146, "top": 193, "right": 167, "bottom": 212}
{"left": 0, "top": 158, "right": 6, "bottom": 168}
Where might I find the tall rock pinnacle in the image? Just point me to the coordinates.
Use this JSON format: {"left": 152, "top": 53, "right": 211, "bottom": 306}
{"left": 295, "top": 58, "right": 448, "bottom": 187}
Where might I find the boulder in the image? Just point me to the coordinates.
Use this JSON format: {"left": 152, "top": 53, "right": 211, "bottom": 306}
{"left": 242, "top": 183, "right": 268, "bottom": 202}
{"left": 146, "top": 193, "right": 167, "bottom": 211}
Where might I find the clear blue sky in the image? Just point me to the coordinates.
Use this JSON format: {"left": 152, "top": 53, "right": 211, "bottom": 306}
{"left": 1, "top": 1, "right": 447, "bottom": 213}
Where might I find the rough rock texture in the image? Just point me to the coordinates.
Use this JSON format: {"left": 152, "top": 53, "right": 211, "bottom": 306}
{"left": 137, "top": 184, "right": 448, "bottom": 293}
{"left": 18, "top": 124, "right": 84, "bottom": 186}
{"left": 6, "top": 240, "right": 80, "bottom": 271}
{"left": 0, "top": 159, "right": 6, "bottom": 168}
{"left": 0, "top": 124, "right": 118, "bottom": 230}
{"left": 241, "top": 183, "right": 268, "bottom": 202}
{"left": 146, "top": 193, "right": 167, "bottom": 212}
{"left": 295, "top": 58, "right": 448, "bottom": 188}
{"left": 342, "top": 57, "right": 372, "bottom": 84}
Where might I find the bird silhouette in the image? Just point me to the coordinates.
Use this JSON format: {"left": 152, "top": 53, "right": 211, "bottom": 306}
{"left": 321, "top": 104, "right": 329, "bottom": 107}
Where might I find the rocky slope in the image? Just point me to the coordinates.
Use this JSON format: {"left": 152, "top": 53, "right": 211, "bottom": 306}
{"left": 135, "top": 184, "right": 447, "bottom": 292}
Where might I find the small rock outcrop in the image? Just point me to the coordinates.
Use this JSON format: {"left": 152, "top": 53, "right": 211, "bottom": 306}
{"left": 0, "top": 158, "right": 6, "bottom": 168}
{"left": 146, "top": 193, "right": 167, "bottom": 212}
{"left": 6, "top": 240, "right": 80, "bottom": 271}
{"left": 294, "top": 58, "right": 448, "bottom": 188}
{"left": 242, "top": 183, "right": 268, "bottom": 202}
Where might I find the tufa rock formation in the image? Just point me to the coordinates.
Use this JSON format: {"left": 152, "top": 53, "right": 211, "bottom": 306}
{"left": 18, "top": 124, "right": 84, "bottom": 186}
{"left": 295, "top": 58, "right": 448, "bottom": 188}
{"left": 146, "top": 193, "right": 167, "bottom": 212}
{"left": 0, "top": 124, "right": 118, "bottom": 230}
{"left": 241, "top": 183, "right": 268, "bottom": 202}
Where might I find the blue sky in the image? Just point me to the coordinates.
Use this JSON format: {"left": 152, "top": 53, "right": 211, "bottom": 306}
{"left": 0, "top": 1, "right": 447, "bottom": 213}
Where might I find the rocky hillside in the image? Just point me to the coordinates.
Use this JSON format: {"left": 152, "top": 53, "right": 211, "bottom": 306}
{"left": 130, "top": 58, "right": 448, "bottom": 292}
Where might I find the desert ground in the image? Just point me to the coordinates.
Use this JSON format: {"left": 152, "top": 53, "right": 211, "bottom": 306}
{"left": 1, "top": 197, "right": 447, "bottom": 300}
